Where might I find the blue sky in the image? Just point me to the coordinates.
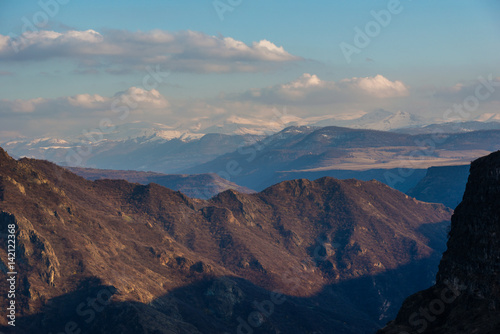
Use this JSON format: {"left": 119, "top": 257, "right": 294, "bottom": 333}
{"left": 0, "top": 0, "right": 499, "bottom": 139}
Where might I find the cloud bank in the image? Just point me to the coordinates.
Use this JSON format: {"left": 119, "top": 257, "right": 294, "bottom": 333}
{"left": 239, "top": 73, "right": 409, "bottom": 105}
{"left": 2, "top": 74, "right": 499, "bottom": 141}
{"left": 0, "top": 87, "right": 169, "bottom": 116}
{"left": 0, "top": 29, "right": 301, "bottom": 73}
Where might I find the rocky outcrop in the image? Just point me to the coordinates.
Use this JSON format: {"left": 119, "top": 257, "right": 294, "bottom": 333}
{"left": 379, "top": 151, "right": 500, "bottom": 333}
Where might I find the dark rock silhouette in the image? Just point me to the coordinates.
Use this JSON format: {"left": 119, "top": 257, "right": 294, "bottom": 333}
{"left": 379, "top": 150, "right": 500, "bottom": 333}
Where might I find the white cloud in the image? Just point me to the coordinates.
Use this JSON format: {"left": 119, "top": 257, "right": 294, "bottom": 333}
{"left": 3, "top": 30, "right": 105, "bottom": 60}
{"left": 0, "top": 29, "right": 301, "bottom": 73}
{"left": 0, "top": 35, "right": 10, "bottom": 51}
{"left": 0, "top": 97, "right": 46, "bottom": 113}
{"left": 116, "top": 87, "right": 170, "bottom": 109}
{"left": 0, "top": 87, "right": 170, "bottom": 118}
{"left": 238, "top": 73, "right": 409, "bottom": 104}
{"left": 68, "top": 94, "right": 108, "bottom": 108}
{"left": 433, "top": 75, "right": 500, "bottom": 102}
{"left": 252, "top": 40, "right": 295, "bottom": 61}
{"left": 340, "top": 74, "right": 409, "bottom": 98}
{"left": 2, "top": 77, "right": 500, "bottom": 141}
{"left": 283, "top": 73, "right": 323, "bottom": 89}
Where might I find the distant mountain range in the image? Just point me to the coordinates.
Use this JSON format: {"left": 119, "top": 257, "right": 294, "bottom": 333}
{"left": 3, "top": 111, "right": 500, "bottom": 171}
{"left": 393, "top": 120, "right": 500, "bottom": 135}
{"left": 406, "top": 164, "right": 470, "bottom": 209}
{"left": 3, "top": 116, "right": 500, "bottom": 197}
{"left": 68, "top": 167, "right": 255, "bottom": 199}
{"left": 186, "top": 125, "right": 500, "bottom": 191}
{"left": 2, "top": 125, "right": 261, "bottom": 173}
{"left": 68, "top": 163, "right": 471, "bottom": 207}
{"left": 0, "top": 147, "right": 451, "bottom": 333}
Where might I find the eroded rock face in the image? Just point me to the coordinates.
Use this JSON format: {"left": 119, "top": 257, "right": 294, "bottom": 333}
{"left": 379, "top": 151, "right": 500, "bottom": 334}
{"left": 0, "top": 147, "right": 452, "bottom": 333}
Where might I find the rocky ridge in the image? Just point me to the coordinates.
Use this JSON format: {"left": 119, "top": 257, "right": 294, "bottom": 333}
{"left": 0, "top": 147, "right": 451, "bottom": 333}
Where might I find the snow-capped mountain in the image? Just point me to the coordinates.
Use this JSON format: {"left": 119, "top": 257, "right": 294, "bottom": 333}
{"left": 3, "top": 111, "right": 499, "bottom": 174}
{"left": 0, "top": 121, "right": 263, "bottom": 173}
{"left": 1, "top": 121, "right": 206, "bottom": 163}
{"left": 350, "top": 110, "right": 425, "bottom": 131}
{"left": 308, "top": 110, "right": 427, "bottom": 131}
{"left": 77, "top": 121, "right": 204, "bottom": 143}
{"left": 197, "top": 114, "right": 307, "bottom": 136}
{"left": 393, "top": 121, "right": 500, "bottom": 134}
{"left": 186, "top": 110, "right": 428, "bottom": 136}
{"left": 475, "top": 113, "right": 500, "bottom": 122}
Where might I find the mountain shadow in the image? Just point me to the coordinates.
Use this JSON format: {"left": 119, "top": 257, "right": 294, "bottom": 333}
{"left": 1, "top": 254, "right": 450, "bottom": 334}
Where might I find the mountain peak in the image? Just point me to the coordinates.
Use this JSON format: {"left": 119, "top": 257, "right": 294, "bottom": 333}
{"left": 280, "top": 125, "right": 318, "bottom": 135}
{"left": 0, "top": 147, "right": 14, "bottom": 166}
{"left": 0, "top": 146, "right": 9, "bottom": 158}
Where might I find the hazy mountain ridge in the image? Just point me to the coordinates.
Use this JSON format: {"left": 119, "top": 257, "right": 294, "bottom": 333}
{"left": 186, "top": 126, "right": 500, "bottom": 191}
{"left": 4, "top": 123, "right": 497, "bottom": 205}
{"left": 2, "top": 131, "right": 262, "bottom": 173}
{"left": 3, "top": 113, "right": 500, "bottom": 175}
{"left": 393, "top": 121, "right": 500, "bottom": 135}
{"left": 68, "top": 167, "right": 255, "bottom": 199}
{"left": 406, "top": 165, "right": 470, "bottom": 209}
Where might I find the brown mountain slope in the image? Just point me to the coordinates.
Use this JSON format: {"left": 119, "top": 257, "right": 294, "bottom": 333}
{"left": 0, "top": 147, "right": 451, "bottom": 333}
{"left": 378, "top": 150, "right": 500, "bottom": 334}
{"left": 67, "top": 166, "right": 255, "bottom": 199}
